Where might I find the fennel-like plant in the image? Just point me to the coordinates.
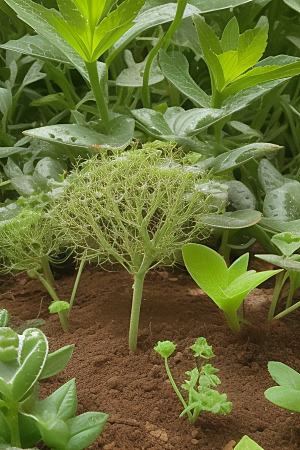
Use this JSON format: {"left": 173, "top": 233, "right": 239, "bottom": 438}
{"left": 0, "top": 210, "right": 70, "bottom": 331}
{"left": 51, "top": 145, "right": 213, "bottom": 350}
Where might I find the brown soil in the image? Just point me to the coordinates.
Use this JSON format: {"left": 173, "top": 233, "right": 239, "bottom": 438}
{"left": 1, "top": 263, "right": 300, "bottom": 450}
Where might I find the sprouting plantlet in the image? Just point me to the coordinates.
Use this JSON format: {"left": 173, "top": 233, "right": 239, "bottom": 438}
{"left": 256, "top": 232, "right": 300, "bottom": 321}
{"left": 154, "top": 337, "right": 232, "bottom": 423}
{"left": 235, "top": 436, "right": 264, "bottom": 449}
{"left": 193, "top": 16, "right": 300, "bottom": 109}
{"left": 0, "top": 308, "right": 108, "bottom": 449}
{"left": 3, "top": 0, "right": 145, "bottom": 132}
{"left": 182, "top": 244, "right": 281, "bottom": 333}
{"left": 0, "top": 210, "right": 83, "bottom": 332}
{"left": 50, "top": 146, "right": 214, "bottom": 350}
{"left": 265, "top": 361, "right": 300, "bottom": 414}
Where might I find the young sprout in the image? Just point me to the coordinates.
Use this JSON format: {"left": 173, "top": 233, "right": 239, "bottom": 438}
{"left": 50, "top": 146, "right": 213, "bottom": 350}
{"left": 182, "top": 244, "right": 282, "bottom": 333}
{"left": 154, "top": 337, "right": 232, "bottom": 423}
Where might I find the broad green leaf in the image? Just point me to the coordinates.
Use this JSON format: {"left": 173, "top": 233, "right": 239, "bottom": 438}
{"left": 167, "top": 108, "right": 225, "bottom": 135}
{"left": 193, "top": 15, "right": 225, "bottom": 91}
{"left": 24, "top": 116, "right": 135, "bottom": 150}
{"left": 39, "top": 345, "right": 74, "bottom": 380}
{"left": 116, "top": 51, "right": 163, "bottom": 87}
{"left": 21, "top": 60, "right": 46, "bottom": 87}
{"left": 33, "top": 378, "right": 77, "bottom": 422}
{"left": 260, "top": 218, "right": 300, "bottom": 234}
{"left": 0, "top": 147, "right": 28, "bottom": 158}
{"left": 172, "top": 17, "right": 202, "bottom": 56}
{"left": 225, "top": 181, "right": 257, "bottom": 210}
{"left": 201, "top": 210, "right": 262, "bottom": 229}
{"left": 66, "top": 412, "right": 108, "bottom": 450}
{"left": 182, "top": 243, "right": 228, "bottom": 298}
{"left": 228, "top": 253, "right": 249, "bottom": 285}
{"left": 258, "top": 158, "right": 293, "bottom": 193}
{"left": 263, "top": 182, "right": 300, "bottom": 220}
{"left": 272, "top": 232, "right": 300, "bottom": 257}
{"left": 132, "top": 109, "right": 173, "bottom": 136}
{"left": 268, "top": 361, "right": 300, "bottom": 389}
{"left": 158, "top": 50, "right": 211, "bottom": 108}
{"left": 234, "top": 435, "right": 264, "bottom": 450}
{"left": 225, "top": 270, "right": 281, "bottom": 302}
{"left": 220, "top": 17, "right": 239, "bottom": 52}
{"left": 11, "top": 175, "right": 41, "bottom": 196}
{"left": 264, "top": 386, "right": 300, "bottom": 412}
{"left": 33, "top": 157, "right": 64, "bottom": 189}
{"left": 189, "top": 0, "right": 253, "bottom": 10}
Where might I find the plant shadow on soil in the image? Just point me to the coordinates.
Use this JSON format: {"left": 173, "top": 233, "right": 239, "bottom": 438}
{"left": 1, "top": 261, "right": 300, "bottom": 450}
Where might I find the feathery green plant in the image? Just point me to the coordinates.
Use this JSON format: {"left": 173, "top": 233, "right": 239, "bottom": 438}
{"left": 50, "top": 144, "right": 214, "bottom": 350}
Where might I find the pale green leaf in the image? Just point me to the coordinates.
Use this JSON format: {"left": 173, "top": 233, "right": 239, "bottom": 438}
{"left": 228, "top": 253, "right": 249, "bottom": 284}
{"left": 182, "top": 243, "right": 228, "bottom": 300}
{"left": 268, "top": 361, "right": 300, "bottom": 389}
{"left": 234, "top": 435, "right": 264, "bottom": 450}
{"left": 283, "top": 0, "right": 300, "bottom": 12}
{"left": 263, "top": 182, "right": 300, "bottom": 220}
{"left": 221, "top": 17, "right": 239, "bottom": 52}
{"left": 265, "top": 386, "right": 300, "bottom": 412}
{"left": 201, "top": 210, "right": 262, "bottom": 229}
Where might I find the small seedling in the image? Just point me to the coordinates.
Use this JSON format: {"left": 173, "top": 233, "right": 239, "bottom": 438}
{"left": 234, "top": 435, "right": 264, "bottom": 449}
{"left": 154, "top": 337, "right": 232, "bottom": 423}
{"left": 182, "top": 244, "right": 281, "bottom": 333}
{"left": 256, "top": 231, "right": 300, "bottom": 321}
{"left": 265, "top": 361, "right": 300, "bottom": 412}
{"left": 0, "top": 309, "right": 108, "bottom": 449}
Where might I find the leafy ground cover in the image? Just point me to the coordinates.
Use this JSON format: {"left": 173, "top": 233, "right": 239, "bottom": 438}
{"left": 1, "top": 260, "right": 300, "bottom": 450}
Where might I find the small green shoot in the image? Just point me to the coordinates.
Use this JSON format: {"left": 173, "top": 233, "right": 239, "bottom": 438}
{"left": 265, "top": 361, "right": 300, "bottom": 413}
{"left": 256, "top": 231, "right": 300, "bottom": 321}
{"left": 154, "top": 337, "right": 232, "bottom": 423}
{"left": 182, "top": 244, "right": 281, "bottom": 333}
{"left": 0, "top": 310, "right": 108, "bottom": 448}
{"left": 235, "top": 435, "right": 264, "bottom": 449}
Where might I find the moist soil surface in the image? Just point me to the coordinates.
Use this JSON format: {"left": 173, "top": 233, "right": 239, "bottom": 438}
{"left": 1, "top": 259, "right": 300, "bottom": 450}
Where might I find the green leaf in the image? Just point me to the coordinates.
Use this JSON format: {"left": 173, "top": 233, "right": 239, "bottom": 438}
{"left": 0, "top": 88, "right": 12, "bottom": 118}
{"left": 272, "top": 232, "right": 300, "bottom": 257}
{"left": 263, "top": 182, "right": 300, "bottom": 220}
{"left": 66, "top": 412, "right": 108, "bottom": 450}
{"left": 40, "top": 345, "right": 74, "bottom": 380}
{"left": 182, "top": 243, "right": 228, "bottom": 300}
{"left": 24, "top": 116, "right": 135, "bottom": 150}
{"left": 256, "top": 254, "right": 300, "bottom": 273}
{"left": 225, "top": 181, "right": 257, "bottom": 210}
{"left": 193, "top": 15, "right": 225, "bottom": 91}
{"left": 116, "top": 51, "right": 163, "bottom": 87}
{"left": 228, "top": 253, "right": 249, "bottom": 284}
{"left": 203, "top": 143, "right": 282, "bottom": 173}
{"left": 223, "top": 58, "right": 300, "bottom": 97}
{"left": 158, "top": 50, "right": 211, "bottom": 107}
{"left": 200, "top": 210, "right": 262, "bottom": 229}
{"left": 265, "top": 386, "right": 300, "bottom": 412}
{"left": 258, "top": 158, "right": 292, "bottom": 193}
{"left": 220, "top": 17, "right": 239, "bottom": 52}
{"left": 33, "top": 378, "right": 77, "bottom": 422}
{"left": 234, "top": 435, "right": 264, "bottom": 450}
{"left": 268, "top": 361, "right": 300, "bottom": 389}
{"left": 189, "top": 0, "right": 252, "bottom": 10}
{"left": 283, "top": 0, "right": 300, "bottom": 13}
{"left": 154, "top": 341, "right": 176, "bottom": 358}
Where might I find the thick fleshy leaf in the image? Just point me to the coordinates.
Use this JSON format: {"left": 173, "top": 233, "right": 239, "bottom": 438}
{"left": 201, "top": 210, "right": 262, "bottom": 229}
{"left": 39, "top": 345, "right": 74, "bottom": 380}
{"left": 182, "top": 243, "right": 228, "bottom": 300}
{"left": 158, "top": 50, "right": 211, "bottom": 107}
{"left": 256, "top": 254, "right": 300, "bottom": 272}
{"left": 33, "top": 378, "right": 77, "bottom": 422}
{"left": 259, "top": 218, "right": 300, "bottom": 234}
{"left": 258, "top": 158, "right": 293, "bottom": 193}
{"left": 263, "top": 182, "right": 300, "bottom": 220}
{"left": 24, "top": 116, "right": 135, "bottom": 150}
{"left": 189, "top": 0, "right": 252, "bottom": 10}
{"left": 166, "top": 108, "right": 225, "bottom": 136}
{"left": 66, "top": 412, "right": 108, "bottom": 450}
{"left": 132, "top": 109, "right": 173, "bottom": 136}
{"left": 265, "top": 386, "right": 300, "bottom": 412}
{"left": 272, "top": 232, "right": 300, "bottom": 257}
{"left": 225, "top": 181, "right": 257, "bottom": 210}
{"left": 268, "top": 361, "right": 300, "bottom": 389}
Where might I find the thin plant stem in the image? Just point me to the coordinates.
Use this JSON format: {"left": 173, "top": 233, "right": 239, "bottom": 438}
{"left": 5, "top": 402, "right": 21, "bottom": 447}
{"left": 68, "top": 258, "right": 85, "bottom": 315}
{"left": 40, "top": 255, "right": 55, "bottom": 287}
{"left": 85, "top": 60, "right": 110, "bottom": 132}
{"left": 128, "top": 256, "right": 153, "bottom": 351}
{"left": 273, "top": 297, "right": 300, "bottom": 320}
{"left": 268, "top": 271, "right": 288, "bottom": 321}
{"left": 164, "top": 357, "right": 193, "bottom": 422}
